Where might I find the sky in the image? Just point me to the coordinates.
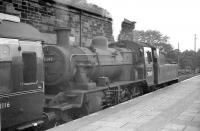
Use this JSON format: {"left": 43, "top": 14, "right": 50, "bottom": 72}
{"left": 87, "top": 0, "right": 200, "bottom": 51}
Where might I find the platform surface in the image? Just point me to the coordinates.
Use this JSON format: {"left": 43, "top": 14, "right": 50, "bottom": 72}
{"left": 48, "top": 76, "right": 200, "bottom": 131}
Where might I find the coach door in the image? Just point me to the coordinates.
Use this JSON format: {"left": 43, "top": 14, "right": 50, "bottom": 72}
{"left": 20, "top": 42, "right": 38, "bottom": 91}
{"left": 17, "top": 41, "right": 44, "bottom": 125}
{"left": 144, "top": 47, "right": 154, "bottom": 86}
{"left": 19, "top": 40, "right": 43, "bottom": 91}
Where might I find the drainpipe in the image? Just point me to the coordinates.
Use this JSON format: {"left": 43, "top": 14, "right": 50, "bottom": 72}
{"left": 80, "top": 11, "right": 82, "bottom": 46}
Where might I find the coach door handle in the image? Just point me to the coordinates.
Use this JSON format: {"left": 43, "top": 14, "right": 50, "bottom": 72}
{"left": 20, "top": 82, "right": 23, "bottom": 87}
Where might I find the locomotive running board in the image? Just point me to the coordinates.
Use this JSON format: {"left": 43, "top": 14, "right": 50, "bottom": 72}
{"left": 46, "top": 103, "right": 82, "bottom": 111}
{"left": 45, "top": 80, "right": 145, "bottom": 112}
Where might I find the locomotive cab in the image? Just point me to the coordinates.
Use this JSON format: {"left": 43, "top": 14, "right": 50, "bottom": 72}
{"left": 143, "top": 46, "right": 155, "bottom": 86}
{"left": 0, "top": 14, "right": 45, "bottom": 130}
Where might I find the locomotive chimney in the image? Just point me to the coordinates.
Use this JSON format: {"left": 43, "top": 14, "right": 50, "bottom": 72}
{"left": 55, "top": 27, "right": 71, "bottom": 47}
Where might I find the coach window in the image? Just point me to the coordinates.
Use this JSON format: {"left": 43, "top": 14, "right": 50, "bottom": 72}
{"left": 22, "top": 52, "right": 37, "bottom": 83}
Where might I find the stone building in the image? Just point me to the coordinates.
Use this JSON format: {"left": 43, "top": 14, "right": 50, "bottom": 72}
{"left": 0, "top": 0, "right": 114, "bottom": 46}
{"left": 118, "top": 18, "right": 136, "bottom": 41}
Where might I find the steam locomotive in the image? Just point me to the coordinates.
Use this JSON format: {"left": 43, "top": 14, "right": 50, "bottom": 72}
{"left": 0, "top": 14, "right": 178, "bottom": 130}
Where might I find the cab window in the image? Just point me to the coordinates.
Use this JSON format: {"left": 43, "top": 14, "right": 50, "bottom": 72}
{"left": 22, "top": 52, "right": 37, "bottom": 83}
{"left": 146, "top": 51, "right": 152, "bottom": 63}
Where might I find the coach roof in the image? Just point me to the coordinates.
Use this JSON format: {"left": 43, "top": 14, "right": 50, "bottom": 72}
{"left": 0, "top": 20, "right": 45, "bottom": 41}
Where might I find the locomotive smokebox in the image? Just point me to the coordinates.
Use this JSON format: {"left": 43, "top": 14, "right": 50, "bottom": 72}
{"left": 55, "top": 27, "right": 70, "bottom": 47}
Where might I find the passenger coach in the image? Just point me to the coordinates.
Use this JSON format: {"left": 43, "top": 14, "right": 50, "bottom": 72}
{"left": 0, "top": 13, "right": 45, "bottom": 130}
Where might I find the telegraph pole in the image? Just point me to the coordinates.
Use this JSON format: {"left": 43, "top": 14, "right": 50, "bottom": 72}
{"left": 194, "top": 34, "right": 197, "bottom": 52}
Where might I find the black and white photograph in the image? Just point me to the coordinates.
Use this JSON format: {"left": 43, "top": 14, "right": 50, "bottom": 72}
{"left": 0, "top": 0, "right": 200, "bottom": 130}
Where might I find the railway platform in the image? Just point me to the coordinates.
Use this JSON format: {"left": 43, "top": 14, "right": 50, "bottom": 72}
{"left": 48, "top": 75, "right": 200, "bottom": 131}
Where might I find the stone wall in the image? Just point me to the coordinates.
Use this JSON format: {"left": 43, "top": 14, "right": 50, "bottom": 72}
{"left": 118, "top": 19, "right": 136, "bottom": 41}
{"left": 0, "top": 0, "right": 114, "bottom": 46}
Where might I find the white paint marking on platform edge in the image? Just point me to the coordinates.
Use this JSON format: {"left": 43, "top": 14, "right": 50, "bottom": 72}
{"left": 88, "top": 112, "right": 99, "bottom": 117}
{"left": 120, "top": 101, "right": 129, "bottom": 105}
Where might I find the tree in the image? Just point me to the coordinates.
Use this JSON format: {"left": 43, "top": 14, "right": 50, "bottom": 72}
{"left": 133, "top": 30, "right": 169, "bottom": 47}
{"left": 195, "top": 49, "right": 200, "bottom": 71}
{"left": 133, "top": 30, "right": 177, "bottom": 63}
{"left": 179, "top": 50, "right": 197, "bottom": 71}
{"left": 133, "top": 30, "right": 200, "bottom": 72}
